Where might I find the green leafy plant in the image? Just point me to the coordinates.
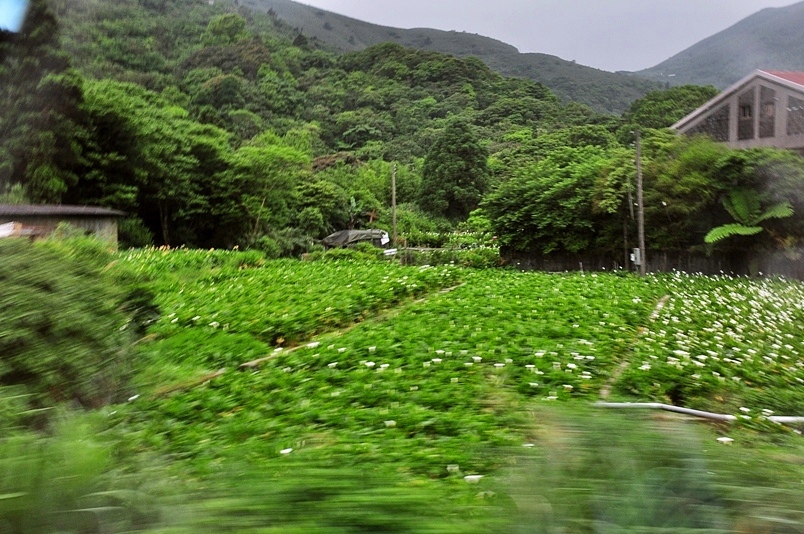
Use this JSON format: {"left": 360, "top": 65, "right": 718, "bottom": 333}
{"left": 0, "top": 239, "right": 135, "bottom": 425}
{"left": 705, "top": 188, "right": 793, "bottom": 244}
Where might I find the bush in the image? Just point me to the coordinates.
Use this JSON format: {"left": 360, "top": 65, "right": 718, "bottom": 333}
{"left": 0, "top": 239, "right": 135, "bottom": 427}
{"left": 399, "top": 247, "right": 502, "bottom": 268}
{"left": 118, "top": 217, "right": 154, "bottom": 248}
{"left": 304, "top": 244, "right": 386, "bottom": 262}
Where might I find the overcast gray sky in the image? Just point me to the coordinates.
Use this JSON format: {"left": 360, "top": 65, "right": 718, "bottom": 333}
{"left": 298, "top": 0, "right": 798, "bottom": 72}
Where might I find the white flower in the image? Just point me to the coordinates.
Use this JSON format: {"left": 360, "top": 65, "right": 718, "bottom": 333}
{"left": 368, "top": 346, "right": 376, "bottom": 352}
{"left": 464, "top": 362, "right": 474, "bottom": 366}
{"left": 522, "top": 443, "right": 535, "bottom": 448}
{"left": 494, "top": 363, "right": 505, "bottom": 368}
{"left": 739, "top": 407, "right": 750, "bottom": 413}
{"left": 505, "top": 358, "right": 513, "bottom": 364}
{"left": 472, "top": 356, "right": 482, "bottom": 363}
{"left": 451, "top": 377, "right": 459, "bottom": 383}
{"left": 446, "top": 464, "right": 460, "bottom": 472}
{"left": 128, "top": 394, "right": 140, "bottom": 402}
{"left": 423, "top": 361, "right": 431, "bottom": 367}
{"left": 280, "top": 448, "right": 293, "bottom": 454}
{"left": 435, "top": 350, "right": 445, "bottom": 355}
{"left": 365, "top": 361, "right": 376, "bottom": 368}
{"left": 337, "top": 347, "right": 347, "bottom": 353}
{"left": 209, "top": 321, "right": 220, "bottom": 328}
{"left": 307, "top": 341, "right": 320, "bottom": 348}
{"left": 328, "top": 362, "right": 338, "bottom": 368}
{"left": 384, "top": 420, "right": 396, "bottom": 428}
{"left": 529, "top": 382, "right": 539, "bottom": 387}
{"left": 464, "top": 475, "right": 484, "bottom": 483}
{"left": 563, "top": 384, "right": 573, "bottom": 390}
{"left": 432, "top": 358, "right": 442, "bottom": 364}
{"left": 716, "top": 437, "right": 734, "bottom": 444}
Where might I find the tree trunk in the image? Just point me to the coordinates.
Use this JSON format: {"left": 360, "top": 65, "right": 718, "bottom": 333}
{"left": 159, "top": 199, "right": 170, "bottom": 246}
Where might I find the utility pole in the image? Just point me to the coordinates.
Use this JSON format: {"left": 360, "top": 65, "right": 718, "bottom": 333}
{"left": 391, "top": 163, "right": 397, "bottom": 247}
{"left": 636, "top": 130, "right": 646, "bottom": 276}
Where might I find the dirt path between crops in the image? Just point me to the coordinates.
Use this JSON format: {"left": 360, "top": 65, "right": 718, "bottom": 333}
{"left": 239, "top": 282, "right": 466, "bottom": 369}
{"left": 153, "top": 282, "right": 467, "bottom": 396}
{"left": 598, "top": 294, "right": 670, "bottom": 400}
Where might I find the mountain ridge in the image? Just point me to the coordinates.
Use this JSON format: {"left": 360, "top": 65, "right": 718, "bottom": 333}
{"left": 633, "top": 1, "right": 804, "bottom": 88}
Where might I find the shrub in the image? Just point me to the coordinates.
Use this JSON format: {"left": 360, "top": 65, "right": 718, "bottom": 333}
{"left": 0, "top": 239, "right": 135, "bottom": 427}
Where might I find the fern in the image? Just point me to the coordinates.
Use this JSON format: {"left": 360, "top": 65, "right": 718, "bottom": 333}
{"left": 722, "top": 189, "right": 760, "bottom": 224}
{"left": 705, "top": 190, "right": 794, "bottom": 245}
{"left": 704, "top": 223, "right": 762, "bottom": 244}
{"left": 754, "top": 201, "right": 793, "bottom": 224}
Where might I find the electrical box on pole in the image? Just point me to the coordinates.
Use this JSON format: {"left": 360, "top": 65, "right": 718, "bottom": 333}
{"left": 631, "top": 248, "right": 642, "bottom": 266}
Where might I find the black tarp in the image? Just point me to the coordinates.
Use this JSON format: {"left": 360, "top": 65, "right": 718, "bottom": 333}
{"left": 322, "top": 229, "right": 390, "bottom": 248}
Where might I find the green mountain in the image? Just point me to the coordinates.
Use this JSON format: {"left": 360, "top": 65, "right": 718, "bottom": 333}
{"left": 239, "top": 0, "right": 661, "bottom": 114}
{"left": 633, "top": 0, "right": 804, "bottom": 88}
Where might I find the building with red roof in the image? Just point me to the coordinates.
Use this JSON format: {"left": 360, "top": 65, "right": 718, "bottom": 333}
{"left": 672, "top": 69, "right": 804, "bottom": 154}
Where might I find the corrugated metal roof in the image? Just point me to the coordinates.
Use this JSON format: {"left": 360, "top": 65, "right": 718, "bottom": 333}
{"left": 762, "top": 70, "right": 804, "bottom": 88}
{"left": 0, "top": 204, "right": 126, "bottom": 217}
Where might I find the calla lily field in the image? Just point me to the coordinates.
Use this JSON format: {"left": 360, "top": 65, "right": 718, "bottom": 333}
{"left": 2, "top": 245, "right": 803, "bottom": 531}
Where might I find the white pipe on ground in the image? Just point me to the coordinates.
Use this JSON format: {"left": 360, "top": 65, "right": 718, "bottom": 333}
{"left": 594, "top": 402, "right": 804, "bottom": 425}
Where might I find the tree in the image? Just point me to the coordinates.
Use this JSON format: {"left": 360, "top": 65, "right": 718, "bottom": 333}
{"left": 201, "top": 13, "right": 248, "bottom": 47}
{"left": 78, "top": 79, "right": 234, "bottom": 246}
{"left": 622, "top": 85, "right": 719, "bottom": 130}
{"left": 420, "top": 118, "right": 489, "bottom": 220}
{"left": 482, "top": 146, "right": 610, "bottom": 254}
{"left": 0, "top": 0, "right": 89, "bottom": 203}
{"left": 218, "top": 132, "right": 310, "bottom": 243}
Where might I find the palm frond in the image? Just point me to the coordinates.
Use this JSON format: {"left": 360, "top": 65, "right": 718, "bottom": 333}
{"left": 754, "top": 201, "right": 793, "bottom": 224}
{"left": 704, "top": 223, "right": 762, "bottom": 244}
{"left": 723, "top": 189, "right": 760, "bottom": 224}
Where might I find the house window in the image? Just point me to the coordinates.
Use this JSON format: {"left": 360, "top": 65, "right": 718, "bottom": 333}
{"left": 788, "top": 95, "right": 804, "bottom": 136}
{"left": 738, "top": 88, "right": 755, "bottom": 140}
{"left": 759, "top": 86, "right": 776, "bottom": 138}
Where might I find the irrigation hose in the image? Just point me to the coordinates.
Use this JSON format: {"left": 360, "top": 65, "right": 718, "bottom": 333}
{"left": 593, "top": 402, "right": 804, "bottom": 425}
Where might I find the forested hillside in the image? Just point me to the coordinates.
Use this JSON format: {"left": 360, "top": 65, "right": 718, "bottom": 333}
{"left": 1, "top": 0, "right": 802, "bottom": 267}
{"left": 239, "top": 0, "right": 662, "bottom": 114}
{"left": 635, "top": 0, "right": 804, "bottom": 88}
